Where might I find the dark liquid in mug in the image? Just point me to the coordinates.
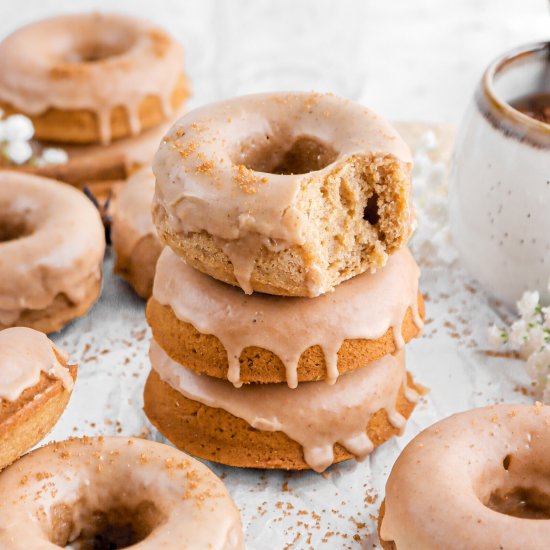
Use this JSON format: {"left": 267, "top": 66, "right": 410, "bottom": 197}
{"left": 510, "top": 92, "right": 550, "bottom": 125}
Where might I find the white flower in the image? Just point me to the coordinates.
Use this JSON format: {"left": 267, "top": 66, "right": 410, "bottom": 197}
{"left": 2, "top": 114, "right": 34, "bottom": 142}
{"left": 426, "top": 162, "right": 446, "bottom": 190}
{"left": 522, "top": 324, "right": 546, "bottom": 357}
{"left": 488, "top": 324, "right": 506, "bottom": 348}
{"left": 542, "top": 306, "right": 550, "bottom": 330}
{"left": 526, "top": 347, "right": 550, "bottom": 387}
{"left": 5, "top": 140, "right": 32, "bottom": 164}
{"left": 543, "top": 379, "right": 550, "bottom": 404}
{"left": 417, "top": 130, "right": 437, "bottom": 153}
{"left": 40, "top": 147, "right": 68, "bottom": 165}
{"left": 508, "top": 319, "right": 528, "bottom": 348}
{"left": 516, "top": 290, "right": 540, "bottom": 320}
{"left": 412, "top": 152, "right": 431, "bottom": 183}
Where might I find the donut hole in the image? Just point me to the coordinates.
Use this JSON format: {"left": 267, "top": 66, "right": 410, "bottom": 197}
{"left": 481, "top": 452, "right": 550, "bottom": 520}
{"left": 0, "top": 214, "right": 33, "bottom": 242}
{"left": 64, "top": 27, "right": 138, "bottom": 64}
{"left": 49, "top": 500, "right": 163, "bottom": 549}
{"left": 234, "top": 134, "right": 339, "bottom": 175}
{"left": 486, "top": 487, "right": 550, "bottom": 520}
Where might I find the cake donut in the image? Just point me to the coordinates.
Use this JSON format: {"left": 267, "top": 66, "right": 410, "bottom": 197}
{"left": 145, "top": 343, "right": 419, "bottom": 472}
{"left": 153, "top": 92, "right": 413, "bottom": 297}
{"left": 0, "top": 436, "right": 244, "bottom": 549}
{"left": 379, "top": 403, "right": 550, "bottom": 550}
{"left": 112, "top": 168, "right": 162, "bottom": 298}
{"left": 0, "top": 172, "right": 105, "bottom": 332}
{"left": 0, "top": 327, "right": 76, "bottom": 471}
{"left": 0, "top": 13, "right": 189, "bottom": 145}
{"left": 147, "top": 246, "right": 424, "bottom": 388}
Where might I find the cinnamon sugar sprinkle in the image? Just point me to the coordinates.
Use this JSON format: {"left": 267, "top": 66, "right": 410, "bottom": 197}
{"left": 233, "top": 164, "right": 268, "bottom": 194}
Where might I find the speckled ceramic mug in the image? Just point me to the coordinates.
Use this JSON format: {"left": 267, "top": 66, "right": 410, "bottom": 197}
{"left": 449, "top": 42, "right": 550, "bottom": 305}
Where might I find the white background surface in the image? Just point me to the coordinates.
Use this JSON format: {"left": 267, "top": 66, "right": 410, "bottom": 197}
{"left": 1, "top": 1, "right": 549, "bottom": 549}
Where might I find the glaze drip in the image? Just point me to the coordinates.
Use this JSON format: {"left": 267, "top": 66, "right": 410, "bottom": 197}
{"left": 0, "top": 327, "right": 73, "bottom": 402}
{"left": 150, "top": 341, "right": 416, "bottom": 472}
{"left": 112, "top": 168, "right": 156, "bottom": 258}
{"left": 0, "top": 172, "right": 105, "bottom": 323}
{"left": 153, "top": 92, "right": 412, "bottom": 296}
{"left": 0, "top": 13, "right": 184, "bottom": 144}
{"left": 152, "top": 246, "right": 423, "bottom": 388}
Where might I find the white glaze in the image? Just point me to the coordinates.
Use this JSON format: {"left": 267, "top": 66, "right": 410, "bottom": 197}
{"left": 0, "top": 13, "right": 184, "bottom": 144}
{"left": 150, "top": 341, "right": 417, "bottom": 473}
{"left": 0, "top": 327, "right": 73, "bottom": 402}
{"left": 0, "top": 172, "right": 105, "bottom": 326}
{"left": 381, "top": 404, "right": 550, "bottom": 550}
{"left": 152, "top": 246, "right": 422, "bottom": 388}
{"left": 0, "top": 437, "right": 245, "bottom": 549}
{"left": 153, "top": 92, "right": 412, "bottom": 295}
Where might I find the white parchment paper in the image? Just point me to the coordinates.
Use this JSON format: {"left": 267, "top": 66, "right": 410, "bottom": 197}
{"left": 45, "top": 128, "right": 532, "bottom": 549}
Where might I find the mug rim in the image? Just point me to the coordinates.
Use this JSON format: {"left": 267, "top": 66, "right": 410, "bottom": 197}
{"left": 478, "top": 41, "right": 550, "bottom": 147}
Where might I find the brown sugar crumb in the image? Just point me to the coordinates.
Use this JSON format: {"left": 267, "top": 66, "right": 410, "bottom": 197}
{"left": 196, "top": 160, "right": 216, "bottom": 176}
{"left": 190, "top": 122, "right": 209, "bottom": 133}
{"left": 233, "top": 165, "right": 268, "bottom": 194}
{"left": 177, "top": 141, "right": 199, "bottom": 160}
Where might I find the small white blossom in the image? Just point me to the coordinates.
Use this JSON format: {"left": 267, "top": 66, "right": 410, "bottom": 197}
{"left": 3, "top": 114, "right": 34, "bottom": 142}
{"left": 522, "top": 324, "right": 546, "bottom": 357}
{"left": 417, "top": 129, "right": 437, "bottom": 152}
{"left": 488, "top": 324, "right": 506, "bottom": 348}
{"left": 508, "top": 319, "right": 528, "bottom": 348}
{"left": 488, "top": 285, "right": 550, "bottom": 403}
{"left": 412, "top": 152, "right": 432, "bottom": 183}
{"left": 526, "top": 348, "right": 550, "bottom": 388}
{"left": 517, "top": 290, "right": 540, "bottom": 320}
{"left": 5, "top": 140, "right": 32, "bottom": 164}
{"left": 542, "top": 306, "right": 550, "bottom": 330}
{"left": 40, "top": 147, "right": 68, "bottom": 165}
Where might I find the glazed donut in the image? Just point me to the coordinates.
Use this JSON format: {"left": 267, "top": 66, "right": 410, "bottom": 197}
{"left": 145, "top": 343, "right": 419, "bottom": 472}
{"left": 147, "top": 246, "right": 423, "bottom": 388}
{"left": 153, "top": 92, "right": 413, "bottom": 297}
{"left": 0, "top": 13, "right": 189, "bottom": 145}
{"left": 112, "top": 168, "right": 162, "bottom": 298}
{"left": 0, "top": 172, "right": 105, "bottom": 332}
{"left": 0, "top": 436, "right": 245, "bottom": 549}
{"left": 0, "top": 327, "right": 76, "bottom": 471}
{"left": 379, "top": 404, "right": 550, "bottom": 550}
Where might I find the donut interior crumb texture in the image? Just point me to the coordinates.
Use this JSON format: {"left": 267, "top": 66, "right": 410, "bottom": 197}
{"left": 155, "top": 147, "right": 410, "bottom": 297}
{"left": 0, "top": 367, "right": 76, "bottom": 472}
{"left": 295, "top": 151, "right": 410, "bottom": 288}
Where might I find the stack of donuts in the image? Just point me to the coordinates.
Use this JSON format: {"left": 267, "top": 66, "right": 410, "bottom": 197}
{"left": 144, "top": 91, "right": 425, "bottom": 472}
{"left": 0, "top": 13, "right": 189, "bottom": 191}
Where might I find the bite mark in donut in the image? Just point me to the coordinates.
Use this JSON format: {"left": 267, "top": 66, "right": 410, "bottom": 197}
{"left": 153, "top": 92, "right": 413, "bottom": 297}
